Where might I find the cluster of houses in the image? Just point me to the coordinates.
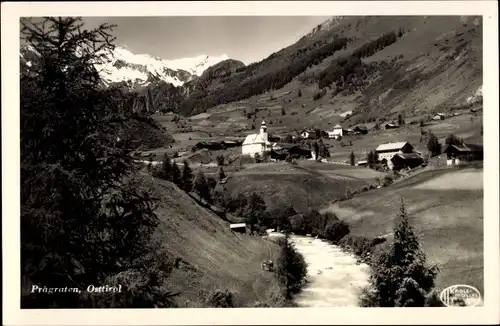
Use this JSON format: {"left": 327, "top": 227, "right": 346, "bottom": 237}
{"left": 357, "top": 141, "right": 425, "bottom": 170}
{"left": 207, "top": 118, "right": 482, "bottom": 170}
{"left": 357, "top": 139, "right": 483, "bottom": 170}
{"left": 299, "top": 124, "right": 368, "bottom": 140}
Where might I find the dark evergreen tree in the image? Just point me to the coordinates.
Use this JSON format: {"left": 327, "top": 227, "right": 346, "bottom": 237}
{"left": 360, "top": 199, "right": 440, "bottom": 307}
{"left": 20, "top": 17, "right": 175, "bottom": 308}
{"left": 367, "top": 150, "right": 379, "bottom": 167}
{"left": 181, "top": 160, "right": 193, "bottom": 192}
{"left": 243, "top": 193, "right": 267, "bottom": 233}
{"left": 161, "top": 153, "right": 172, "bottom": 181}
{"left": 445, "top": 133, "right": 464, "bottom": 147}
{"left": 427, "top": 132, "right": 442, "bottom": 157}
{"left": 171, "top": 162, "right": 182, "bottom": 186}
{"left": 193, "top": 170, "right": 210, "bottom": 202}
{"left": 398, "top": 114, "right": 405, "bottom": 125}
{"left": 218, "top": 166, "right": 226, "bottom": 181}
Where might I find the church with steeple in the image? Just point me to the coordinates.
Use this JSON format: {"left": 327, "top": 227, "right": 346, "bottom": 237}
{"left": 242, "top": 121, "right": 273, "bottom": 157}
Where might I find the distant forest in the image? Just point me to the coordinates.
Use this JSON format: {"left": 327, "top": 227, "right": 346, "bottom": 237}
{"left": 177, "top": 30, "right": 402, "bottom": 116}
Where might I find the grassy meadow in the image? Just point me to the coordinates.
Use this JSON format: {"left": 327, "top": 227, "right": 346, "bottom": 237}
{"left": 321, "top": 166, "right": 484, "bottom": 295}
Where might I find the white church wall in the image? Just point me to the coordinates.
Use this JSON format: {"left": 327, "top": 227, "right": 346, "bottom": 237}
{"left": 242, "top": 143, "right": 264, "bottom": 157}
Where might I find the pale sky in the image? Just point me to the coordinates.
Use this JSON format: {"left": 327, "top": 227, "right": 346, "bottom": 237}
{"left": 82, "top": 16, "right": 330, "bottom": 64}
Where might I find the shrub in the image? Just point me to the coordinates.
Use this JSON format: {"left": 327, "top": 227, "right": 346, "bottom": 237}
{"left": 275, "top": 233, "right": 308, "bottom": 299}
{"left": 345, "top": 187, "right": 353, "bottom": 199}
{"left": 338, "top": 235, "right": 374, "bottom": 257}
{"left": 216, "top": 154, "right": 225, "bottom": 166}
{"left": 324, "top": 219, "right": 350, "bottom": 244}
{"left": 205, "top": 289, "right": 235, "bottom": 308}
{"left": 289, "top": 214, "right": 306, "bottom": 233}
{"left": 382, "top": 175, "right": 394, "bottom": 187}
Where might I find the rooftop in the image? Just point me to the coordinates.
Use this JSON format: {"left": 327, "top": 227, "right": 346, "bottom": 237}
{"left": 376, "top": 141, "right": 409, "bottom": 152}
{"left": 393, "top": 153, "right": 423, "bottom": 160}
{"left": 444, "top": 143, "right": 483, "bottom": 152}
{"left": 243, "top": 133, "right": 272, "bottom": 145}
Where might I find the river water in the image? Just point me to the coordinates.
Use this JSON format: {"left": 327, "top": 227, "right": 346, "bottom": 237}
{"left": 290, "top": 235, "right": 371, "bottom": 307}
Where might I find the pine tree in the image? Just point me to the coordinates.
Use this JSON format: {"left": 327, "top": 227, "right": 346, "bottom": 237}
{"left": 243, "top": 193, "right": 267, "bottom": 233}
{"left": 20, "top": 17, "right": 175, "bottom": 308}
{"left": 181, "top": 160, "right": 193, "bottom": 193}
{"left": 218, "top": 166, "right": 226, "bottom": 181}
{"left": 171, "top": 162, "right": 182, "bottom": 186}
{"left": 193, "top": 170, "right": 209, "bottom": 202}
{"left": 360, "top": 199, "right": 440, "bottom": 307}
{"left": 350, "top": 151, "right": 356, "bottom": 166}
{"left": 398, "top": 114, "right": 405, "bottom": 125}
{"left": 367, "top": 150, "right": 379, "bottom": 168}
{"left": 161, "top": 153, "right": 172, "bottom": 181}
{"left": 427, "top": 132, "right": 442, "bottom": 157}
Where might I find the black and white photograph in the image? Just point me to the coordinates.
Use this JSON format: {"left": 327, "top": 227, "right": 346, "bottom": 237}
{"left": 2, "top": 1, "right": 499, "bottom": 325}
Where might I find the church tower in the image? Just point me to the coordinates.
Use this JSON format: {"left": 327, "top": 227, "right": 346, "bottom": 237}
{"left": 260, "top": 120, "right": 268, "bottom": 143}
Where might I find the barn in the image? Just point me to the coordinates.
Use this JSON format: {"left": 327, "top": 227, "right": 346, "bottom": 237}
{"left": 270, "top": 144, "right": 312, "bottom": 160}
{"left": 390, "top": 153, "right": 424, "bottom": 170}
{"left": 353, "top": 125, "right": 369, "bottom": 135}
{"left": 432, "top": 113, "right": 446, "bottom": 121}
{"left": 443, "top": 143, "right": 483, "bottom": 166}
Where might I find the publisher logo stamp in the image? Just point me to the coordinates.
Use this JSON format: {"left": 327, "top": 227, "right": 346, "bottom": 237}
{"left": 439, "top": 284, "right": 482, "bottom": 307}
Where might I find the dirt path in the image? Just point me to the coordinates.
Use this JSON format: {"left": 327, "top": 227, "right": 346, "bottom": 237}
{"left": 290, "top": 235, "right": 371, "bottom": 307}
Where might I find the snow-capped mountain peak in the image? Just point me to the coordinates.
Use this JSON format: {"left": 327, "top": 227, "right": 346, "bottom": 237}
{"left": 94, "top": 47, "right": 229, "bottom": 88}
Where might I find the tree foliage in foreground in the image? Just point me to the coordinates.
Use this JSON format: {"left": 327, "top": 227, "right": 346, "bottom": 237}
{"left": 359, "top": 199, "right": 441, "bottom": 307}
{"left": 20, "top": 17, "right": 176, "bottom": 308}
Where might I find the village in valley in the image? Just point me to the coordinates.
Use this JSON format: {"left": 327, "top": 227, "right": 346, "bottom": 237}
{"left": 137, "top": 107, "right": 483, "bottom": 176}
